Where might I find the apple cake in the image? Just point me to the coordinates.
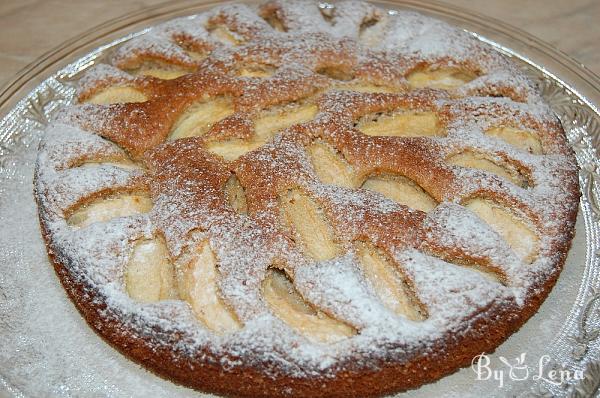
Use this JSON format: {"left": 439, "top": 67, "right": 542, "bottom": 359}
{"left": 34, "top": 1, "right": 579, "bottom": 397}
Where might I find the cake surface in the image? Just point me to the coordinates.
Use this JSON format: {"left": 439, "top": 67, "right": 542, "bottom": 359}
{"left": 34, "top": 1, "right": 580, "bottom": 397}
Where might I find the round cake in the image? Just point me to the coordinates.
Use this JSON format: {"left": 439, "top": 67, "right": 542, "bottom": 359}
{"left": 34, "top": 1, "right": 580, "bottom": 397}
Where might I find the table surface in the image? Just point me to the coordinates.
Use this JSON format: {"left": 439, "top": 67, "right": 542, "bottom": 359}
{"left": 0, "top": 0, "right": 598, "bottom": 89}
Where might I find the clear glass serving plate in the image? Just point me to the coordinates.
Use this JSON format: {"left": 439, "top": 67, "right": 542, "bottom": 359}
{"left": 1, "top": 1, "right": 600, "bottom": 397}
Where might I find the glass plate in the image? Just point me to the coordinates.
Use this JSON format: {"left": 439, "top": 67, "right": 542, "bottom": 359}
{"left": 1, "top": 1, "right": 600, "bottom": 397}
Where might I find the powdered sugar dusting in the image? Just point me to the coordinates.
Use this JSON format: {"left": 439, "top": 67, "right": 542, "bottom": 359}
{"left": 32, "top": 0, "right": 579, "bottom": 392}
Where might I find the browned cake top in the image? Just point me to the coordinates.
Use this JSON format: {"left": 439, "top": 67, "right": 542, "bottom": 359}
{"left": 35, "top": 0, "right": 579, "bottom": 381}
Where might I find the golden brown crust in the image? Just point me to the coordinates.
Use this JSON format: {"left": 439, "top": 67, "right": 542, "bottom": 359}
{"left": 34, "top": 1, "right": 580, "bottom": 397}
{"left": 38, "top": 211, "right": 574, "bottom": 397}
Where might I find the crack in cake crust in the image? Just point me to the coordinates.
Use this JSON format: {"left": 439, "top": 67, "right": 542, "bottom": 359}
{"left": 34, "top": 1, "right": 579, "bottom": 397}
